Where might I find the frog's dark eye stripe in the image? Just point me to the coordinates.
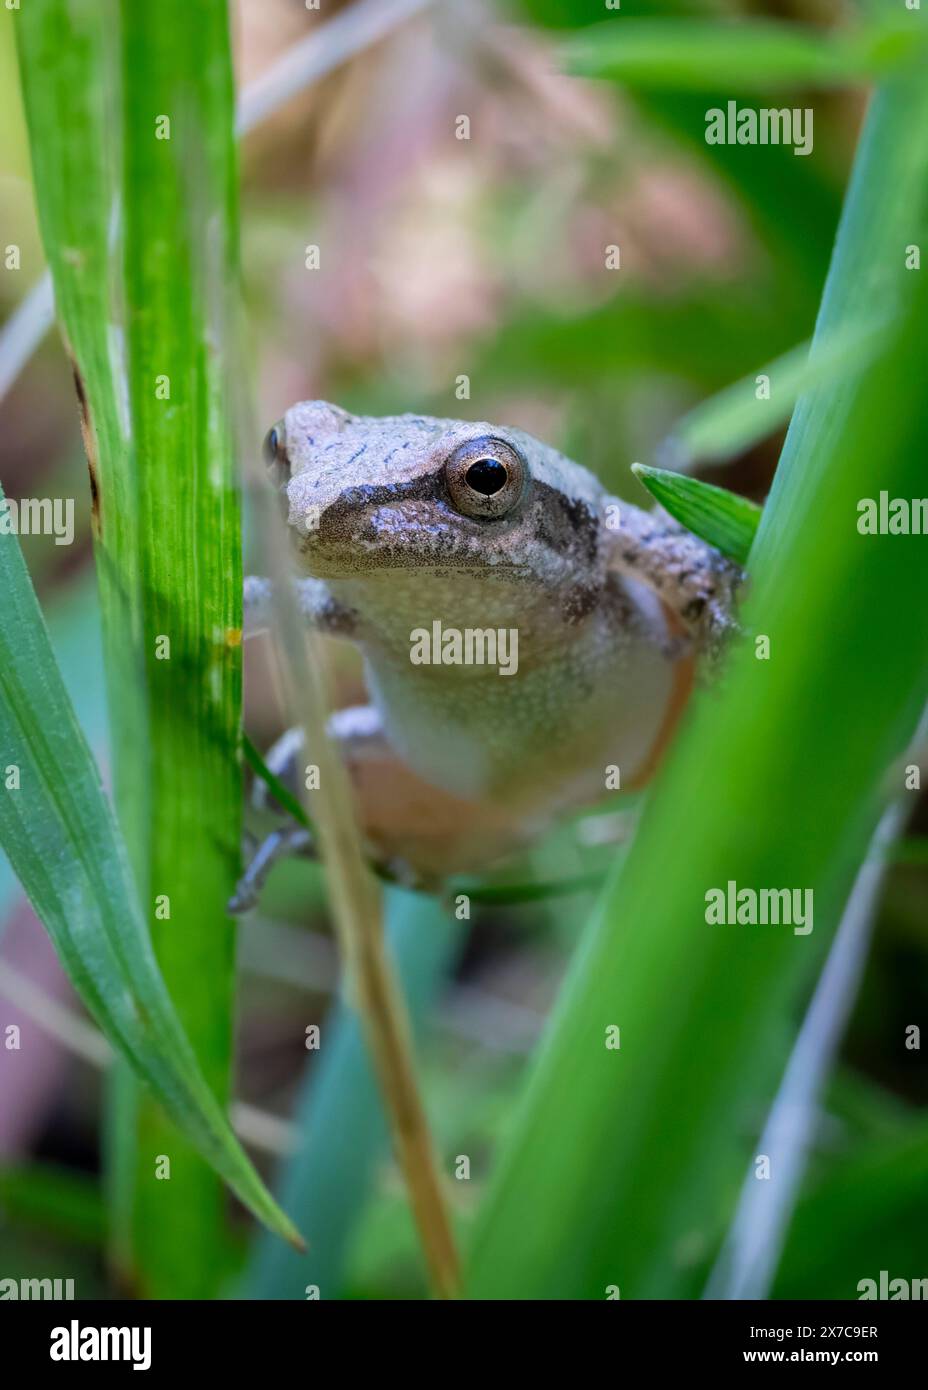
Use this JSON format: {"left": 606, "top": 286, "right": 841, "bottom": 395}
{"left": 444, "top": 436, "right": 527, "bottom": 520}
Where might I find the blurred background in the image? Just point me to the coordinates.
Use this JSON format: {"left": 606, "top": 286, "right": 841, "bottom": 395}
{"left": 0, "top": 0, "right": 925, "bottom": 1298}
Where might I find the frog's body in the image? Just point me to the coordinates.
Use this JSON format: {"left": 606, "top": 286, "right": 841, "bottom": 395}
{"left": 240, "top": 401, "right": 738, "bottom": 895}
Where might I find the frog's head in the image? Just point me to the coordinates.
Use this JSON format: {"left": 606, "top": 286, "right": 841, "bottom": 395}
{"left": 263, "top": 401, "right": 609, "bottom": 623}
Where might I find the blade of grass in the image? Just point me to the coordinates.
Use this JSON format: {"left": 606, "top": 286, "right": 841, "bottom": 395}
{"left": 243, "top": 734, "right": 313, "bottom": 834}
{"left": 0, "top": 572, "right": 104, "bottom": 936}
{"left": 563, "top": 16, "right": 926, "bottom": 91}
{"left": 241, "top": 886, "right": 462, "bottom": 1299}
{"left": 0, "top": 948, "right": 307, "bottom": 1164}
{"left": 467, "top": 68, "right": 928, "bottom": 1299}
{"left": 658, "top": 322, "right": 882, "bottom": 471}
{"left": 706, "top": 795, "right": 911, "bottom": 1298}
{"left": 15, "top": 0, "right": 264, "bottom": 1294}
{"left": 109, "top": 0, "right": 245, "bottom": 1297}
{"left": 0, "top": 497, "right": 300, "bottom": 1252}
{"left": 631, "top": 464, "right": 761, "bottom": 565}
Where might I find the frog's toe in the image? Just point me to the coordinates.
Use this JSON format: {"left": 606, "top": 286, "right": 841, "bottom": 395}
{"left": 228, "top": 822, "right": 316, "bottom": 914}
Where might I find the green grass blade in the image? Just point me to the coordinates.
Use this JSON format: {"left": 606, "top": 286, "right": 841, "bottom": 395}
{"left": 243, "top": 734, "right": 313, "bottom": 833}
{"left": 107, "top": 0, "right": 243, "bottom": 1294}
{"left": 663, "top": 339, "right": 814, "bottom": 470}
{"left": 467, "top": 70, "right": 928, "bottom": 1299}
{"left": 0, "top": 573, "right": 105, "bottom": 935}
{"left": 0, "top": 503, "right": 300, "bottom": 1252}
{"left": 15, "top": 0, "right": 282, "bottom": 1290}
{"left": 659, "top": 323, "right": 882, "bottom": 470}
{"left": 631, "top": 463, "right": 761, "bottom": 565}
{"left": 242, "top": 887, "right": 462, "bottom": 1299}
{"left": 563, "top": 17, "right": 925, "bottom": 91}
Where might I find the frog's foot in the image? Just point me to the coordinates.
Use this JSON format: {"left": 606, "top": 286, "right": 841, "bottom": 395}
{"left": 229, "top": 823, "right": 316, "bottom": 915}
{"left": 229, "top": 709, "right": 386, "bottom": 914}
{"left": 229, "top": 723, "right": 318, "bottom": 914}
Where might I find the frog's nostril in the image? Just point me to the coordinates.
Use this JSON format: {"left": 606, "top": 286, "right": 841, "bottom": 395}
{"left": 465, "top": 458, "right": 508, "bottom": 496}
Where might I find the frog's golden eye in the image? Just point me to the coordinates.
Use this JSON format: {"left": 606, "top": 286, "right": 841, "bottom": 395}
{"left": 263, "top": 423, "right": 290, "bottom": 487}
{"left": 444, "top": 436, "right": 526, "bottom": 519}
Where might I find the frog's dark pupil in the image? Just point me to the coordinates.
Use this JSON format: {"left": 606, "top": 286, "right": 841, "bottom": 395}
{"left": 265, "top": 428, "right": 278, "bottom": 460}
{"left": 466, "top": 458, "right": 507, "bottom": 496}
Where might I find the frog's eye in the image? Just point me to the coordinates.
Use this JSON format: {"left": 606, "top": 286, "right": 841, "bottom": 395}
{"left": 444, "top": 437, "right": 526, "bottom": 520}
{"left": 263, "top": 423, "right": 290, "bottom": 487}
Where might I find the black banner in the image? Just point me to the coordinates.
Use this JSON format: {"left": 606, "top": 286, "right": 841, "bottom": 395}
{"left": 0, "top": 1298, "right": 921, "bottom": 1375}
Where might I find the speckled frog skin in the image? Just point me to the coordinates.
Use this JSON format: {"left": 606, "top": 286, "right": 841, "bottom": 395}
{"left": 243, "top": 400, "right": 737, "bottom": 882}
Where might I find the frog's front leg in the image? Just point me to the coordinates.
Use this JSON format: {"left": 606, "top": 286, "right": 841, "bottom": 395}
{"left": 243, "top": 575, "right": 359, "bottom": 639}
{"left": 605, "top": 501, "right": 743, "bottom": 652}
{"left": 229, "top": 706, "right": 409, "bottom": 914}
{"left": 233, "top": 578, "right": 364, "bottom": 912}
{"left": 249, "top": 707, "right": 387, "bottom": 817}
{"left": 228, "top": 822, "right": 315, "bottom": 914}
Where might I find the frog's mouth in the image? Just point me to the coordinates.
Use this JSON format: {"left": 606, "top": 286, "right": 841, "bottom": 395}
{"left": 295, "top": 543, "right": 527, "bottom": 582}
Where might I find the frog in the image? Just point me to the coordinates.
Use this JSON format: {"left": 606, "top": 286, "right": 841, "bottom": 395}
{"left": 232, "top": 400, "right": 740, "bottom": 910}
